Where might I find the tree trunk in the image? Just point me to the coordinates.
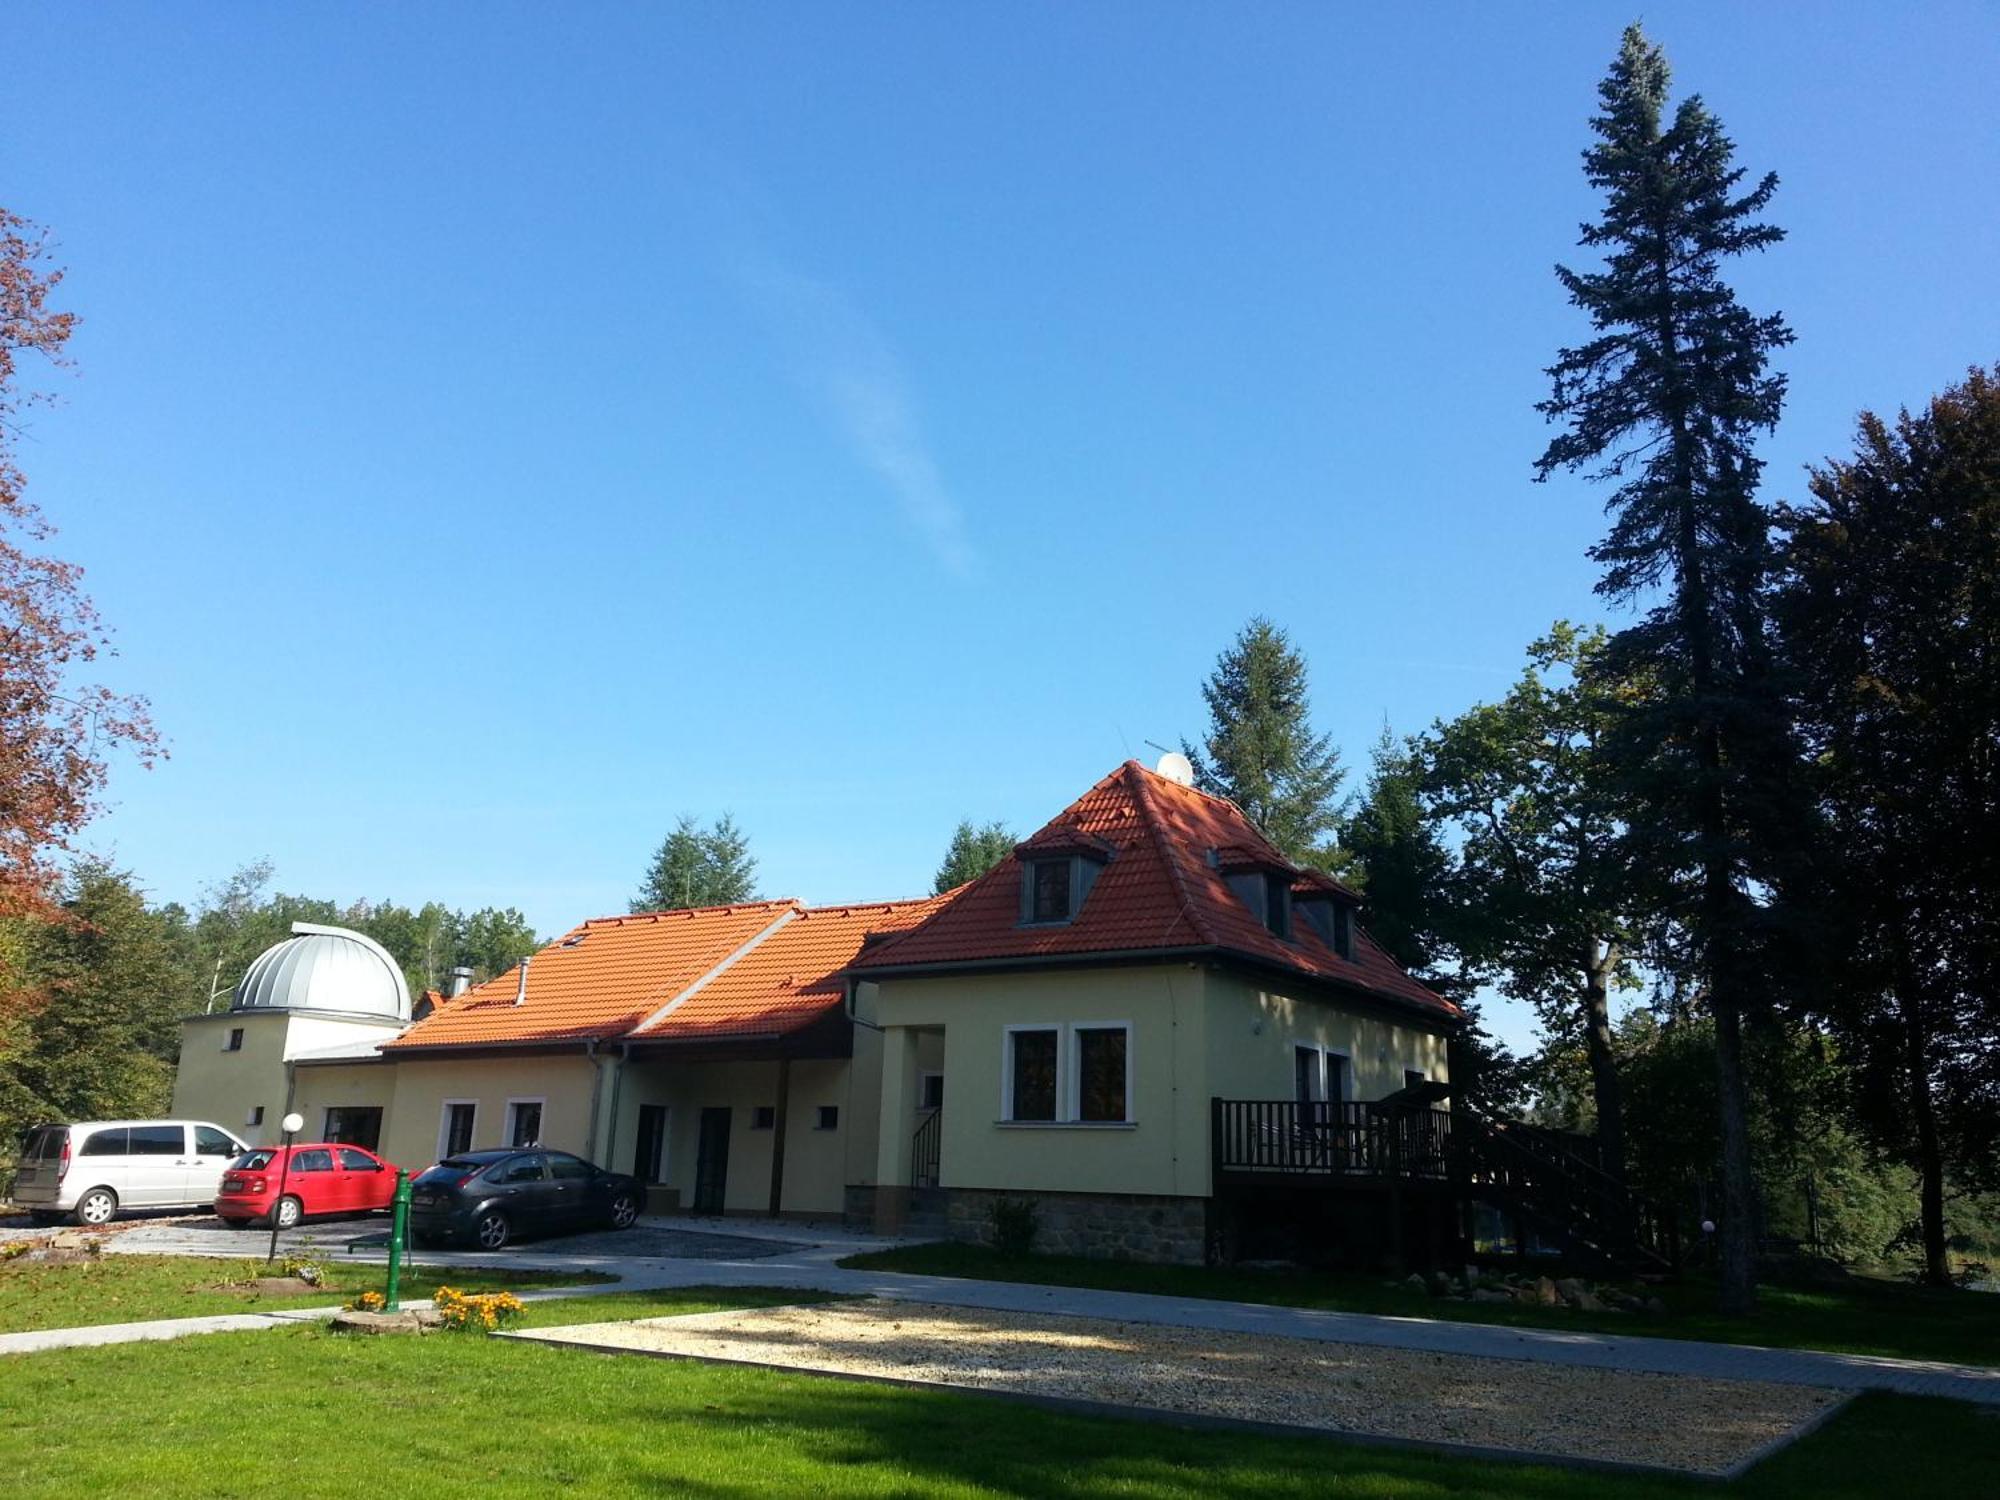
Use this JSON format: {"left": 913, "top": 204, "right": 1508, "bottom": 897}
{"left": 1581, "top": 940, "right": 1626, "bottom": 1181}
{"left": 1898, "top": 983, "right": 1952, "bottom": 1287}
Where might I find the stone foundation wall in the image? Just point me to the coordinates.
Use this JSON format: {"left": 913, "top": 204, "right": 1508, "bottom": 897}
{"left": 941, "top": 1187, "right": 1208, "bottom": 1265}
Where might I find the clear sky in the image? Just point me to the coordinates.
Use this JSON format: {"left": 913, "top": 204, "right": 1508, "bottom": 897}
{"left": 5, "top": 4, "right": 1995, "bottom": 1051}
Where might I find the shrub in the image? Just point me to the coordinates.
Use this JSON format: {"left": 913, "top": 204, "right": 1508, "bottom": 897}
{"left": 433, "top": 1285, "right": 525, "bottom": 1332}
{"left": 989, "top": 1197, "right": 1039, "bottom": 1259}
{"left": 281, "top": 1254, "right": 323, "bottom": 1286}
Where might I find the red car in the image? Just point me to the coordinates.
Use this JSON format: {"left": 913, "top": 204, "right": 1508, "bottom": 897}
{"left": 215, "top": 1143, "right": 401, "bottom": 1229}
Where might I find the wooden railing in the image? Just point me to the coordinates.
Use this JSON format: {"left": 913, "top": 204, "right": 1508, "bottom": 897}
{"left": 911, "top": 1107, "right": 942, "bottom": 1189}
{"left": 1210, "top": 1099, "right": 1453, "bottom": 1181}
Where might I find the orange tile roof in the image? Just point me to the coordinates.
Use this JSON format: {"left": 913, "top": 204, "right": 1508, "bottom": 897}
{"left": 386, "top": 901, "right": 796, "bottom": 1050}
{"left": 852, "top": 760, "right": 1458, "bottom": 1022}
{"left": 634, "top": 896, "right": 947, "bottom": 1044}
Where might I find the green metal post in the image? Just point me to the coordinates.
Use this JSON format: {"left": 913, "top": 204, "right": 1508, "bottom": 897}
{"left": 385, "top": 1168, "right": 411, "bottom": 1313}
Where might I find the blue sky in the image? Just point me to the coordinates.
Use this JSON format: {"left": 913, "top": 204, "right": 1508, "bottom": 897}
{"left": 5, "top": 4, "right": 1996, "bottom": 1051}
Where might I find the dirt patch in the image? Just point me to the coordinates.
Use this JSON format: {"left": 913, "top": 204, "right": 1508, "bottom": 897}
{"left": 517, "top": 1299, "right": 1841, "bottom": 1477}
{"left": 210, "top": 1278, "right": 322, "bottom": 1297}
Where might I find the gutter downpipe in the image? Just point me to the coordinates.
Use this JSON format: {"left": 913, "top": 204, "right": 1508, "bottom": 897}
{"left": 604, "top": 1044, "right": 630, "bottom": 1177}
{"left": 583, "top": 1039, "right": 604, "bottom": 1164}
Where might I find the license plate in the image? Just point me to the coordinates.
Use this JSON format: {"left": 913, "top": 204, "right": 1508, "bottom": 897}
{"left": 412, "top": 1193, "right": 437, "bottom": 1206}
{"left": 222, "top": 1175, "right": 243, "bottom": 1191}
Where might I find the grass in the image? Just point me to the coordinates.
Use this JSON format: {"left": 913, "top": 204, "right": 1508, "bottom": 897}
{"left": 0, "top": 1252, "right": 615, "bottom": 1333}
{"left": 0, "top": 1290, "right": 1992, "bottom": 1497}
{"left": 838, "top": 1242, "right": 2000, "bottom": 1367}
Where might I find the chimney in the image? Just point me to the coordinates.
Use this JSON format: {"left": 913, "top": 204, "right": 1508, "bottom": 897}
{"left": 447, "top": 966, "right": 474, "bottom": 998}
{"left": 512, "top": 955, "right": 532, "bottom": 1006}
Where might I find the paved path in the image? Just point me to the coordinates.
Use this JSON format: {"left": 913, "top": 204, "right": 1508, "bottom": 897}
{"left": 11, "top": 1224, "right": 1997, "bottom": 1406}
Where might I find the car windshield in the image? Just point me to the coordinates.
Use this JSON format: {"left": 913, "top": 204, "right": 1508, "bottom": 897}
{"left": 414, "top": 1158, "right": 483, "bottom": 1185}
{"left": 233, "top": 1150, "right": 277, "bottom": 1171}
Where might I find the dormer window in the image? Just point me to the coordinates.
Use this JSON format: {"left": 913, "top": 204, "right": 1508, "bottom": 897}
{"left": 1333, "top": 903, "right": 1354, "bottom": 959}
{"left": 1295, "top": 890, "right": 1358, "bottom": 959}
{"left": 1263, "top": 873, "right": 1291, "bottom": 939}
{"left": 1030, "top": 859, "right": 1072, "bottom": 923}
{"left": 1016, "top": 836, "right": 1112, "bottom": 927}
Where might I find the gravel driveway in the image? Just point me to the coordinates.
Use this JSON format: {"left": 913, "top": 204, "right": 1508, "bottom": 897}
{"left": 517, "top": 1298, "right": 1842, "bottom": 1476}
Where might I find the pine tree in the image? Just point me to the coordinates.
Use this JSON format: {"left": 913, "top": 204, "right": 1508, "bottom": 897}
{"left": 632, "top": 814, "right": 760, "bottom": 912}
{"left": 1183, "top": 617, "right": 1346, "bottom": 863}
{"left": 1536, "top": 24, "right": 1801, "bottom": 1313}
{"left": 933, "top": 819, "right": 1014, "bottom": 894}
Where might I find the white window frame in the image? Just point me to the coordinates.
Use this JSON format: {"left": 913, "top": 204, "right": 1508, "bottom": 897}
{"left": 1000, "top": 1022, "right": 1136, "bottom": 1126}
{"left": 1293, "top": 1043, "right": 1351, "bottom": 1107}
{"left": 1000, "top": 1024, "right": 1063, "bottom": 1123}
{"left": 1067, "top": 1021, "right": 1133, "bottom": 1124}
{"left": 503, "top": 1096, "right": 546, "bottom": 1149}
{"left": 438, "top": 1099, "right": 479, "bottom": 1158}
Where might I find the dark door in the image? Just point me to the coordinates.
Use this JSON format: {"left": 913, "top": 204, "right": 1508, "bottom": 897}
{"left": 490, "top": 1152, "right": 555, "bottom": 1230}
{"left": 693, "top": 1108, "right": 731, "bottom": 1214}
{"left": 635, "top": 1105, "right": 667, "bottom": 1185}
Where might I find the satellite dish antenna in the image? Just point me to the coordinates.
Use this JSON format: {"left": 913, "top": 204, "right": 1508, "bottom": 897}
{"left": 1154, "top": 751, "right": 1195, "bottom": 787}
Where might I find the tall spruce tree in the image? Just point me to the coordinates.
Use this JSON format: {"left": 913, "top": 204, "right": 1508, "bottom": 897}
{"left": 1774, "top": 366, "right": 2000, "bottom": 1284}
{"left": 632, "top": 814, "right": 760, "bottom": 912}
{"left": 1535, "top": 25, "right": 1799, "bottom": 1312}
{"left": 1183, "top": 617, "right": 1346, "bottom": 864}
{"left": 933, "top": 819, "right": 1014, "bottom": 894}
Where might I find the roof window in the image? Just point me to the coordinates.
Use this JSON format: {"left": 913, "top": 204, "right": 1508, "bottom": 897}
{"left": 1017, "top": 842, "right": 1109, "bottom": 927}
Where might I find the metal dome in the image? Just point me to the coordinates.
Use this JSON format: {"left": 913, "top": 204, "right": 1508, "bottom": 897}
{"left": 232, "top": 922, "right": 412, "bottom": 1022}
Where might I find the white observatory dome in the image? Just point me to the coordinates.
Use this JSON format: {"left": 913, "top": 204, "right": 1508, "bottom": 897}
{"left": 232, "top": 922, "right": 412, "bottom": 1022}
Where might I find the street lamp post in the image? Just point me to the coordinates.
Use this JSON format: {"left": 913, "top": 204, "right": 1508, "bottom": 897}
{"left": 264, "top": 1111, "right": 305, "bottom": 1265}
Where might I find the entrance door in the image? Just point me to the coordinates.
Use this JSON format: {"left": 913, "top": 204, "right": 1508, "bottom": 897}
{"left": 634, "top": 1105, "right": 667, "bottom": 1185}
{"left": 693, "top": 1107, "right": 731, "bottom": 1214}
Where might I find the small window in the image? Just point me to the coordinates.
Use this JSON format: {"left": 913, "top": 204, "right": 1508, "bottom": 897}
{"left": 224, "top": 1028, "right": 244, "bottom": 1052}
{"left": 441, "top": 1102, "right": 476, "bottom": 1157}
{"left": 920, "top": 1073, "right": 944, "bottom": 1110}
{"left": 505, "top": 1100, "right": 543, "bottom": 1148}
{"left": 1332, "top": 905, "right": 1354, "bottom": 960}
{"left": 1264, "top": 874, "right": 1290, "bottom": 938}
{"left": 79, "top": 1128, "right": 130, "bottom": 1157}
{"left": 1005, "top": 1028, "right": 1059, "bottom": 1121}
{"left": 814, "top": 1105, "right": 839, "bottom": 1131}
{"left": 247, "top": 1106, "right": 265, "bottom": 1128}
{"left": 1074, "top": 1026, "right": 1129, "bottom": 1123}
{"left": 128, "top": 1126, "right": 185, "bottom": 1156}
{"left": 1029, "top": 859, "right": 1072, "bottom": 923}
{"left": 290, "top": 1148, "right": 333, "bottom": 1173}
{"left": 323, "top": 1106, "right": 383, "bottom": 1151}
{"left": 751, "top": 1106, "right": 776, "bottom": 1130}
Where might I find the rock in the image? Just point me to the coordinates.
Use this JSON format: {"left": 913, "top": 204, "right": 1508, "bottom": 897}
{"left": 1236, "top": 1259, "right": 1298, "bottom": 1273}
{"left": 1471, "top": 1288, "right": 1514, "bottom": 1304}
{"left": 328, "top": 1309, "right": 444, "bottom": 1335}
{"left": 1554, "top": 1277, "right": 1587, "bottom": 1303}
{"left": 1403, "top": 1273, "right": 1429, "bottom": 1293}
{"left": 48, "top": 1231, "right": 91, "bottom": 1251}
{"left": 1534, "top": 1276, "right": 1560, "bottom": 1307}
{"left": 1572, "top": 1290, "right": 1608, "bottom": 1312}
{"left": 1641, "top": 1296, "right": 1667, "bottom": 1314}
{"left": 1427, "top": 1271, "right": 1454, "bottom": 1297}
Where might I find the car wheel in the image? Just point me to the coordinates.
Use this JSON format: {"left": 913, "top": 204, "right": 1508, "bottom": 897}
{"left": 473, "top": 1211, "right": 510, "bottom": 1251}
{"left": 271, "top": 1196, "right": 303, "bottom": 1231}
{"left": 608, "top": 1192, "right": 639, "bottom": 1230}
{"left": 74, "top": 1188, "right": 118, "bottom": 1227}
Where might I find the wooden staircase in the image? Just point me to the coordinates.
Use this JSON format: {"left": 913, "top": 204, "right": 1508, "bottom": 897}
{"left": 1451, "top": 1105, "right": 1679, "bottom": 1277}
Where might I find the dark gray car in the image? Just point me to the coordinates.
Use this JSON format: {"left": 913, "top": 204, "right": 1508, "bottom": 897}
{"left": 406, "top": 1148, "right": 641, "bottom": 1250}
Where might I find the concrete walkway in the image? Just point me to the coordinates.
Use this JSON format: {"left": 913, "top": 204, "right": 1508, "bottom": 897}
{"left": 13, "top": 1228, "right": 1999, "bottom": 1407}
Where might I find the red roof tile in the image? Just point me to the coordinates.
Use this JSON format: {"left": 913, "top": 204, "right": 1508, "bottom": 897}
{"left": 853, "top": 761, "right": 1458, "bottom": 1022}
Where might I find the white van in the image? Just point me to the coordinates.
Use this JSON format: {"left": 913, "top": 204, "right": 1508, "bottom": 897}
{"left": 11, "top": 1120, "right": 250, "bottom": 1226}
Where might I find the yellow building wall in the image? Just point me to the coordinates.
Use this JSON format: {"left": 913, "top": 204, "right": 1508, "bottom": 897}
{"left": 1200, "top": 972, "right": 1451, "bottom": 1103}
{"left": 289, "top": 1061, "right": 398, "bottom": 1150}
{"left": 173, "top": 1013, "right": 292, "bottom": 1141}
{"left": 873, "top": 964, "right": 1213, "bottom": 1199}
{"left": 374, "top": 1055, "right": 604, "bottom": 1171}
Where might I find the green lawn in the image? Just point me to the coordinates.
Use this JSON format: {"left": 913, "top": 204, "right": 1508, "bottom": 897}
{"left": 0, "top": 1252, "right": 614, "bottom": 1333}
{"left": 0, "top": 1293, "right": 1991, "bottom": 1497}
{"left": 839, "top": 1242, "right": 2000, "bottom": 1367}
